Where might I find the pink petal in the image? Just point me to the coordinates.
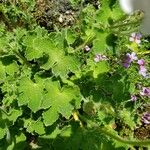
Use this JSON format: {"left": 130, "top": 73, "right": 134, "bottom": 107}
{"left": 137, "top": 59, "right": 145, "bottom": 66}
{"left": 135, "top": 39, "right": 141, "bottom": 44}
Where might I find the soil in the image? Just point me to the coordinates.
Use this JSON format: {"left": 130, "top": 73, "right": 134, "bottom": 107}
{"left": 34, "top": 0, "right": 78, "bottom": 31}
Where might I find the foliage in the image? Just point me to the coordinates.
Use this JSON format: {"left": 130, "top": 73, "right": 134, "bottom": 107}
{"left": 0, "top": 0, "right": 150, "bottom": 149}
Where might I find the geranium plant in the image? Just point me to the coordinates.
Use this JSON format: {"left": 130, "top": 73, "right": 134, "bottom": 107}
{"left": 0, "top": 0, "right": 149, "bottom": 149}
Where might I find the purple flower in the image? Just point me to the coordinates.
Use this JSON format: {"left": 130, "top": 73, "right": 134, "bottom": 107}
{"left": 129, "top": 33, "right": 142, "bottom": 44}
{"left": 94, "top": 54, "right": 100, "bottom": 62}
{"left": 84, "top": 45, "right": 91, "bottom": 52}
{"left": 122, "top": 54, "right": 131, "bottom": 68}
{"left": 123, "top": 62, "right": 130, "bottom": 68}
{"left": 137, "top": 59, "right": 147, "bottom": 77}
{"left": 122, "top": 52, "right": 137, "bottom": 68}
{"left": 142, "top": 112, "right": 150, "bottom": 124}
{"left": 94, "top": 54, "right": 107, "bottom": 62}
{"left": 140, "top": 87, "right": 150, "bottom": 97}
{"left": 130, "top": 52, "right": 138, "bottom": 61}
{"left": 131, "top": 95, "right": 137, "bottom": 101}
{"left": 139, "top": 66, "right": 147, "bottom": 77}
{"left": 137, "top": 59, "right": 145, "bottom": 66}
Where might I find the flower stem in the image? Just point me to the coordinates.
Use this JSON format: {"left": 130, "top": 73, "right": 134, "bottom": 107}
{"left": 78, "top": 113, "right": 150, "bottom": 146}
{"left": 110, "top": 21, "right": 139, "bottom": 29}
{"left": 99, "top": 127, "right": 150, "bottom": 146}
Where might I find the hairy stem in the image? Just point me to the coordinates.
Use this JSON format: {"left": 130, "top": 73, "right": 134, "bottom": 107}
{"left": 78, "top": 113, "right": 150, "bottom": 146}
{"left": 110, "top": 21, "right": 139, "bottom": 29}
{"left": 99, "top": 128, "right": 150, "bottom": 146}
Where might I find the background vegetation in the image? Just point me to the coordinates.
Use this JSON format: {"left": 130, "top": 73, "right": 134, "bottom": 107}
{"left": 0, "top": 0, "right": 150, "bottom": 149}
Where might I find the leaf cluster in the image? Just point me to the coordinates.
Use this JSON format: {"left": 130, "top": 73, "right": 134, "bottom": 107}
{"left": 0, "top": 0, "right": 149, "bottom": 149}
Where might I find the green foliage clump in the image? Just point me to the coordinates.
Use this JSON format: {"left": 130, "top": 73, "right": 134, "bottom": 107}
{"left": 0, "top": 0, "right": 150, "bottom": 149}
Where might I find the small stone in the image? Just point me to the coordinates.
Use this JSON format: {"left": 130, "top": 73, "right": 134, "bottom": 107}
{"left": 58, "top": 15, "right": 63, "bottom": 23}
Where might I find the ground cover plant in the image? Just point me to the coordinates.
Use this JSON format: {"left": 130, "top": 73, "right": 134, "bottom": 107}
{"left": 0, "top": 0, "right": 150, "bottom": 149}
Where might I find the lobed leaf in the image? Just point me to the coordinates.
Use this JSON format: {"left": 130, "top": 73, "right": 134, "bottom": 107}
{"left": 18, "top": 77, "right": 44, "bottom": 112}
{"left": 42, "top": 79, "right": 81, "bottom": 126}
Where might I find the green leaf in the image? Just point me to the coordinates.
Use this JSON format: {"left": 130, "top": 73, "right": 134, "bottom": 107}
{"left": 42, "top": 79, "right": 81, "bottom": 126}
{"left": 0, "top": 61, "right": 6, "bottom": 81}
{"left": 69, "top": 0, "right": 80, "bottom": 6}
{"left": 129, "top": 83, "right": 136, "bottom": 93}
{"left": 18, "top": 77, "right": 44, "bottom": 112}
{"left": 25, "top": 119, "right": 45, "bottom": 135}
{"left": 119, "top": 109, "right": 136, "bottom": 130}
{"left": 0, "top": 119, "right": 7, "bottom": 140}
{"left": 44, "top": 127, "right": 62, "bottom": 140}
{"left": 2, "top": 109, "right": 22, "bottom": 124}
{"left": 41, "top": 45, "right": 64, "bottom": 70}
{"left": 0, "top": 58, "right": 19, "bottom": 80}
{"left": 111, "top": 2, "right": 124, "bottom": 21}
{"left": 5, "top": 62, "right": 19, "bottom": 76}
{"left": 112, "top": 80, "right": 126, "bottom": 102}
{"left": 91, "top": 61, "right": 110, "bottom": 78}
{"left": 102, "top": 141, "right": 127, "bottom": 150}
{"left": 23, "top": 36, "right": 52, "bottom": 60}
{"left": 92, "top": 31, "right": 108, "bottom": 53}
{"left": 42, "top": 107, "right": 59, "bottom": 127}
{"left": 23, "top": 33, "right": 80, "bottom": 77}
{"left": 82, "top": 5, "right": 96, "bottom": 26}
{"left": 96, "top": 0, "right": 111, "bottom": 25}
{"left": 0, "top": 37, "right": 8, "bottom": 53}
{"left": 15, "top": 133, "right": 26, "bottom": 145}
{"left": 96, "top": 0, "right": 123, "bottom": 25}
{"left": 7, "top": 133, "right": 26, "bottom": 150}
{"left": 41, "top": 46, "right": 80, "bottom": 77}
{"left": 65, "top": 29, "right": 76, "bottom": 45}
{"left": 52, "top": 55, "right": 80, "bottom": 77}
{"left": 9, "top": 109, "right": 22, "bottom": 123}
